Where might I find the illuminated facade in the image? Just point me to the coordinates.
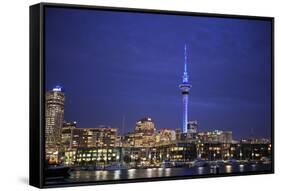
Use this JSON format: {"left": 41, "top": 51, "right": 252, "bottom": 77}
{"left": 75, "top": 147, "right": 121, "bottom": 166}
{"left": 179, "top": 44, "right": 192, "bottom": 133}
{"left": 45, "top": 86, "right": 65, "bottom": 159}
{"left": 188, "top": 120, "right": 198, "bottom": 134}
{"left": 155, "top": 129, "right": 176, "bottom": 145}
{"left": 135, "top": 117, "right": 156, "bottom": 136}
{"left": 61, "top": 125, "right": 118, "bottom": 149}
{"left": 123, "top": 117, "right": 156, "bottom": 147}
{"left": 59, "top": 120, "right": 270, "bottom": 167}
{"left": 61, "top": 126, "right": 118, "bottom": 165}
{"left": 61, "top": 121, "right": 76, "bottom": 150}
{"left": 86, "top": 126, "right": 118, "bottom": 148}
{"left": 69, "top": 141, "right": 271, "bottom": 168}
{"left": 197, "top": 130, "right": 232, "bottom": 144}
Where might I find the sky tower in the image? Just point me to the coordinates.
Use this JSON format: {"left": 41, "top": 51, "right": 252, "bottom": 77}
{"left": 179, "top": 44, "right": 192, "bottom": 133}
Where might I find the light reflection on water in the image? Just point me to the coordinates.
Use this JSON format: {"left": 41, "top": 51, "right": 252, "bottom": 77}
{"left": 251, "top": 164, "right": 257, "bottom": 171}
{"left": 239, "top": 164, "right": 244, "bottom": 172}
{"left": 46, "top": 163, "right": 271, "bottom": 184}
{"left": 127, "top": 168, "right": 169, "bottom": 178}
{"left": 93, "top": 170, "right": 109, "bottom": 181}
{"left": 164, "top": 168, "right": 171, "bottom": 176}
{"left": 128, "top": 169, "right": 136, "bottom": 179}
{"left": 225, "top": 165, "right": 232, "bottom": 173}
{"left": 197, "top": 167, "right": 204, "bottom": 175}
{"left": 114, "top": 170, "right": 121, "bottom": 179}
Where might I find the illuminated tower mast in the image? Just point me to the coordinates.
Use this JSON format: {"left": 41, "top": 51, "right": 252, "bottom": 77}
{"left": 179, "top": 44, "right": 192, "bottom": 133}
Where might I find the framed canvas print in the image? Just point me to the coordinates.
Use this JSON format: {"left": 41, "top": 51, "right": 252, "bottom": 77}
{"left": 29, "top": 2, "right": 274, "bottom": 188}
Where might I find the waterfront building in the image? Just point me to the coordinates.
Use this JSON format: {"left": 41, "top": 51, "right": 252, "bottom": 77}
{"left": 233, "top": 142, "right": 272, "bottom": 160}
{"left": 115, "top": 135, "right": 123, "bottom": 147}
{"left": 155, "top": 128, "right": 176, "bottom": 145}
{"left": 86, "top": 126, "right": 118, "bottom": 148}
{"left": 123, "top": 132, "right": 144, "bottom": 147}
{"left": 61, "top": 121, "right": 76, "bottom": 150}
{"left": 123, "top": 132, "right": 156, "bottom": 147}
{"left": 123, "top": 143, "right": 197, "bottom": 166}
{"left": 45, "top": 86, "right": 65, "bottom": 161}
{"left": 122, "top": 117, "right": 156, "bottom": 147}
{"left": 73, "top": 126, "right": 118, "bottom": 148}
{"left": 197, "top": 130, "right": 232, "bottom": 144}
{"left": 241, "top": 138, "right": 271, "bottom": 144}
{"left": 75, "top": 147, "right": 121, "bottom": 167}
{"left": 196, "top": 141, "right": 271, "bottom": 161}
{"left": 63, "top": 150, "right": 76, "bottom": 166}
{"left": 179, "top": 44, "right": 192, "bottom": 133}
{"left": 168, "top": 142, "right": 197, "bottom": 162}
{"left": 61, "top": 125, "right": 118, "bottom": 149}
{"left": 135, "top": 117, "right": 156, "bottom": 136}
{"left": 61, "top": 126, "right": 118, "bottom": 166}
{"left": 123, "top": 147, "right": 153, "bottom": 167}
{"left": 72, "top": 128, "right": 88, "bottom": 148}
{"left": 198, "top": 143, "right": 225, "bottom": 160}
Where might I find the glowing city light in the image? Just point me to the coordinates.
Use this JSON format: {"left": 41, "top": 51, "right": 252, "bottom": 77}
{"left": 53, "top": 85, "right": 62, "bottom": 92}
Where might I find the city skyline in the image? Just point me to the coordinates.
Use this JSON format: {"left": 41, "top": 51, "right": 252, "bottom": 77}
{"left": 45, "top": 7, "right": 272, "bottom": 140}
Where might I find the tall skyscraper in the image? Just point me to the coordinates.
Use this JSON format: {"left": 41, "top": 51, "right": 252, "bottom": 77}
{"left": 45, "top": 85, "right": 65, "bottom": 159}
{"left": 179, "top": 44, "right": 192, "bottom": 133}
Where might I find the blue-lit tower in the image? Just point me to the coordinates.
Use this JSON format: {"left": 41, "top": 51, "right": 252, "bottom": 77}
{"left": 179, "top": 44, "right": 192, "bottom": 133}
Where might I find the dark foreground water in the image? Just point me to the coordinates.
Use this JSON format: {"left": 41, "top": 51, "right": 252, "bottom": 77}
{"left": 46, "top": 163, "right": 271, "bottom": 185}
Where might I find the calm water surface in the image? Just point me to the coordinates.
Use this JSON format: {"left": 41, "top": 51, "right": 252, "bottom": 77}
{"left": 46, "top": 163, "right": 271, "bottom": 185}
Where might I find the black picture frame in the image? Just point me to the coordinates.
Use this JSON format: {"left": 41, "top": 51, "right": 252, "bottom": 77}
{"left": 30, "top": 2, "right": 274, "bottom": 188}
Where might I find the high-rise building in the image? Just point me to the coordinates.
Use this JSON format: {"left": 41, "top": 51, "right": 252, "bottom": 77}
{"left": 122, "top": 118, "right": 156, "bottom": 147}
{"left": 68, "top": 128, "right": 86, "bottom": 149}
{"left": 61, "top": 121, "right": 77, "bottom": 150}
{"left": 179, "top": 44, "right": 192, "bottom": 133}
{"left": 45, "top": 86, "right": 65, "bottom": 159}
{"left": 62, "top": 125, "right": 118, "bottom": 149}
{"left": 135, "top": 117, "right": 156, "bottom": 136}
{"left": 86, "top": 126, "right": 118, "bottom": 148}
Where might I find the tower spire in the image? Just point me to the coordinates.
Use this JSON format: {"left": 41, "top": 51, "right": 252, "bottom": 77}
{"left": 184, "top": 43, "right": 187, "bottom": 73}
{"left": 183, "top": 43, "right": 189, "bottom": 83}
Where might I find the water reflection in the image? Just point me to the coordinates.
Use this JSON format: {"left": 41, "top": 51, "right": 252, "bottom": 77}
{"left": 128, "top": 169, "right": 136, "bottom": 179}
{"left": 239, "top": 164, "right": 244, "bottom": 172}
{"left": 164, "top": 168, "right": 171, "bottom": 176}
{"left": 114, "top": 170, "right": 121, "bottom": 180}
{"left": 158, "top": 168, "right": 164, "bottom": 177}
{"left": 251, "top": 164, "right": 257, "bottom": 171}
{"left": 146, "top": 168, "right": 153, "bottom": 178}
{"left": 197, "top": 167, "right": 204, "bottom": 175}
{"left": 46, "top": 163, "right": 271, "bottom": 185}
{"left": 225, "top": 165, "right": 232, "bottom": 173}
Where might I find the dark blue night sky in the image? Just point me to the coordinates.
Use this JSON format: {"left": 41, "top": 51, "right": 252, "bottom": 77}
{"left": 45, "top": 7, "right": 272, "bottom": 140}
